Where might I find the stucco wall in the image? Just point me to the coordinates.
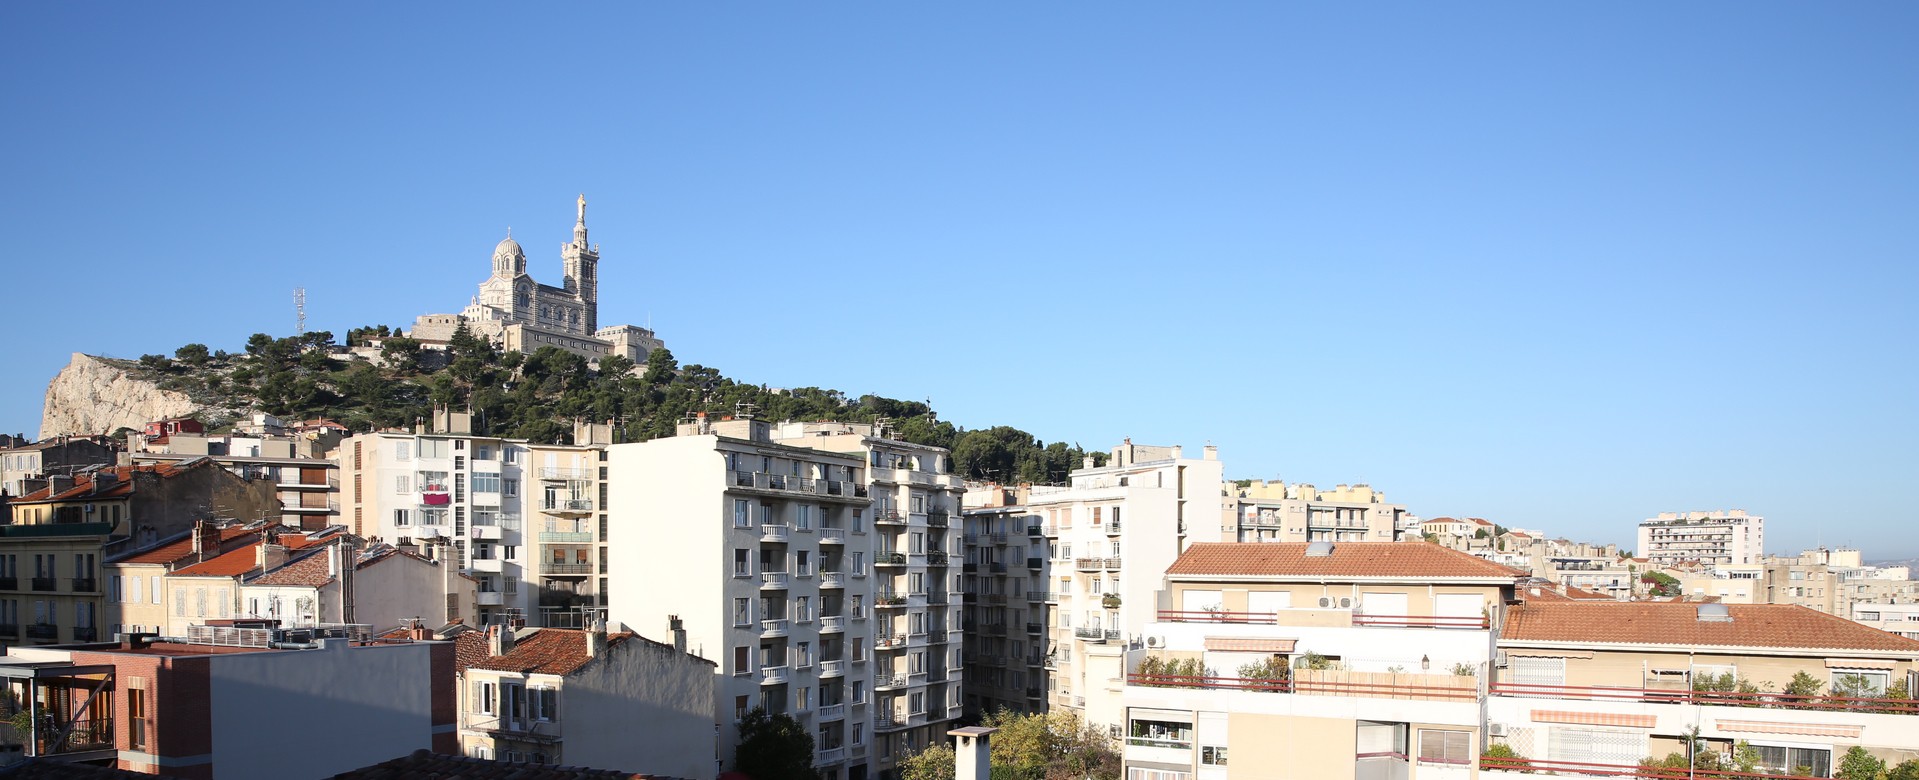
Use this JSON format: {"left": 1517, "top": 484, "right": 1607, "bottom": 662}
{"left": 563, "top": 637, "right": 719, "bottom": 780}
{"left": 207, "top": 640, "right": 440, "bottom": 779}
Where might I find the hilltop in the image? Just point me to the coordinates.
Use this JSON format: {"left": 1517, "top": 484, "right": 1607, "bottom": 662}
{"left": 39, "top": 326, "right": 1099, "bottom": 483}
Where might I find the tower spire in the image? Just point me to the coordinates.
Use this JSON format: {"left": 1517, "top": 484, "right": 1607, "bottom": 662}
{"left": 573, "top": 193, "right": 588, "bottom": 246}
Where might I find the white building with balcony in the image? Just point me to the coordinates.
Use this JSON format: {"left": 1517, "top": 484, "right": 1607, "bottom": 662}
{"left": 1229, "top": 480, "right": 1412, "bottom": 544}
{"left": 1636, "top": 509, "right": 1764, "bottom": 567}
{"left": 455, "top": 622, "right": 716, "bottom": 777}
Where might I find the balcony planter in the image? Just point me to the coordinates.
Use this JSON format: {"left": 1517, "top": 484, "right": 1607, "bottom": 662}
{"left": 1102, "top": 594, "right": 1122, "bottom": 610}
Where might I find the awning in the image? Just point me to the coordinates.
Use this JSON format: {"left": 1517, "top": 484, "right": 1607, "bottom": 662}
{"left": 1825, "top": 658, "right": 1899, "bottom": 670}
{"left": 1530, "top": 710, "right": 1656, "bottom": 729}
{"left": 1715, "top": 720, "right": 1863, "bottom": 739}
{"left": 1204, "top": 637, "right": 1296, "bottom": 653}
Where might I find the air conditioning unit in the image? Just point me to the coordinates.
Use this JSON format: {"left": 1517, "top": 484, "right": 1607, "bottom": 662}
{"left": 1488, "top": 723, "right": 1508, "bottom": 738}
{"left": 1145, "top": 635, "right": 1164, "bottom": 648}
{"left": 1495, "top": 651, "right": 1510, "bottom": 669}
{"left": 1338, "top": 597, "right": 1353, "bottom": 609}
{"left": 84, "top": 505, "right": 95, "bottom": 514}
{"left": 1318, "top": 597, "right": 1332, "bottom": 608}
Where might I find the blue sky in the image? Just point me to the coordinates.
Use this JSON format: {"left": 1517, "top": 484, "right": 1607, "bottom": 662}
{"left": 2, "top": 4, "right": 1914, "bottom": 557}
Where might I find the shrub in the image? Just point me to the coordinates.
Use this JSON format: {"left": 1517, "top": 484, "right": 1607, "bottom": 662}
{"left": 1836, "top": 746, "right": 1886, "bottom": 780}
{"left": 1482, "top": 743, "right": 1531, "bottom": 773}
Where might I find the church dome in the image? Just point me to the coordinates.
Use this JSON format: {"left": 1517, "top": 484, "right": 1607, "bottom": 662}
{"left": 493, "top": 236, "right": 526, "bottom": 261}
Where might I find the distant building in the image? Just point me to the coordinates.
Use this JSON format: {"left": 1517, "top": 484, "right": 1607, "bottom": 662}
{"left": 1230, "top": 480, "right": 1411, "bottom": 543}
{"left": 1636, "top": 509, "right": 1764, "bottom": 567}
{"left": 0, "top": 626, "right": 455, "bottom": 778}
{"left": 411, "top": 195, "right": 663, "bottom": 364}
{"left": 130, "top": 418, "right": 343, "bottom": 530}
{"left": 453, "top": 622, "right": 716, "bottom": 778}
{"left": 0, "top": 436, "right": 118, "bottom": 497}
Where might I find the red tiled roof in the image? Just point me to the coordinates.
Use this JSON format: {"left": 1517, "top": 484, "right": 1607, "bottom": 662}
{"left": 1517, "top": 582, "right": 1616, "bottom": 602}
{"left": 249, "top": 548, "right": 334, "bottom": 587}
{"left": 328, "top": 749, "right": 675, "bottom": 779}
{"left": 12, "top": 460, "right": 211, "bottom": 503}
{"left": 1502, "top": 601, "right": 1919, "bottom": 653}
{"left": 1166, "top": 542, "right": 1528, "bottom": 580}
{"left": 171, "top": 533, "right": 325, "bottom": 578}
{"left": 455, "top": 629, "right": 636, "bottom": 677}
{"left": 111, "top": 526, "right": 259, "bottom": 565}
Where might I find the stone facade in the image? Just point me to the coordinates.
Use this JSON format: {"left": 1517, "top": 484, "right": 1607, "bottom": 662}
{"left": 412, "top": 195, "right": 663, "bottom": 365}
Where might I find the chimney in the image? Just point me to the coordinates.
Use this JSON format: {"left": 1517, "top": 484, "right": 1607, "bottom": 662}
{"left": 669, "top": 615, "right": 686, "bottom": 654}
{"left": 1082, "top": 456, "right": 1095, "bottom": 469}
{"left": 586, "top": 617, "right": 607, "bottom": 657}
{"left": 256, "top": 542, "right": 289, "bottom": 573}
{"left": 488, "top": 624, "right": 515, "bottom": 656}
{"left": 191, "top": 520, "right": 220, "bottom": 561}
{"left": 948, "top": 726, "right": 998, "bottom": 780}
{"left": 47, "top": 474, "right": 73, "bottom": 496}
{"left": 91, "top": 471, "right": 118, "bottom": 495}
{"left": 404, "top": 618, "right": 432, "bottom": 641}
{"left": 1203, "top": 445, "right": 1218, "bottom": 461}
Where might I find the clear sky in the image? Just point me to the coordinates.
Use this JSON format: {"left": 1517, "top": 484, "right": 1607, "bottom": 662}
{"left": 2, "top": 4, "right": 1914, "bottom": 557}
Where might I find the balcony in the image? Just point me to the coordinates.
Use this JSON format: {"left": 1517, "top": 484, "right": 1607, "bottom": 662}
{"left": 541, "top": 499, "right": 593, "bottom": 518}
{"left": 760, "top": 524, "right": 792, "bottom": 543}
{"left": 926, "top": 551, "right": 949, "bottom": 566}
{"left": 0, "top": 623, "right": 14, "bottom": 638}
{"left": 419, "top": 488, "right": 452, "bottom": 507}
{"left": 1105, "top": 520, "right": 1122, "bottom": 535}
{"left": 0, "top": 577, "right": 14, "bottom": 591}
{"left": 1128, "top": 671, "right": 1478, "bottom": 702}
{"left": 819, "top": 571, "right": 845, "bottom": 589}
{"left": 1027, "top": 557, "right": 1043, "bottom": 570}
{"left": 875, "top": 593, "right": 907, "bottom": 609}
{"left": 476, "top": 592, "right": 505, "bottom": 606}
{"left": 72, "top": 627, "right": 97, "bottom": 642}
{"left": 1026, "top": 622, "right": 1042, "bottom": 635}
{"left": 926, "top": 510, "right": 950, "bottom": 527}
{"left": 1028, "top": 591, "right": 1049, "bottom": 603}
{"left": 539, "top": 531, "right": 594, "bottom": 543}
{"left": 819, "top": 660, "right": 846, "bottom": 678}
{"left": 818, "top": 703, "right": 847, "bottom": 723}
{"left": 874, "top": 552, "right": 907, "bottom": 568}
{"left": 876, "top": 510, "right": 906, "bottom": 527}
{"left": 1028, "top": 523, "right": 1043, "bottom": 537}
{"left": 26, "top": 623, "right": 58, "bottom": 640}
{"left": 984, "top": 623, "right": 1007, "bottom": 636}
{"left": 816, "top": 746, "right": 847, "bottom": 765}
{"left": 1351, "top": 614, "right": 1489, "bottom": 629}
{"left": 540, "top": 467, "right": 591, "bottom": 481}
{"left": 761, "top": 572, "right": 790, "bottom": 590}
{"left": 1075, "top": 557, "right": 1120, "bottom": 571}
{"left": 470, "top": 557, "right": 504, "bottom": 573}
{"left": 819, "top": 616, "right": 845, "bottom": 634}
{"left": 1026, "top": 688, "right": 1043, "bottom": 700}
{"left": 761, "top": 619, "right": 790, "bottom": 638}
{"left": 1073, "top": 626, "right": 1107, "bottom": 642}
{"left": 991, "top": 532, "right": 1009, "bottom": 545}
{"left": 874, "top": 714, "right": 908, "bottom": 732}
{"left": 986, "top": 593, "right": 1007, "bottom": 604}
{"left": 1488, "top": 681, "right": 1919, "bottom": 714}
{"left": 760, "top": 665, "right": 790, "bottom": 685}
{"left": 1156, "top": 609, "right": 1278, "bottom": 624}
{"left": 70, "top": 577, "right": 97, "bottom": 593}
{"left": 875, "top": 674, "right": 909, "bottom": 691}
{"left": 31, "top": 577, "right": 56, "bottom": 592}
{"left": 925, "top": 630, "right": 948, "bottom": 644}
{"left": 540, "top": 563, "right": 592, "bottom": 575}
{"left": 875, "top": 635, "right": 907, "bottom": 650}
{"left": 820, "top": 528, "right": 847, "bottom": 544}
{"left": 925, "top": 591, "right": 949, "bottom": 605}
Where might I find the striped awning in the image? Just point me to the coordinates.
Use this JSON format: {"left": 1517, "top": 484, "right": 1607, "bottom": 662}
{"left": 1825, "top": 658, "right": 1899, "bottom": 670}
{"left": 1715, "top": 720, "right": 1863, "bottom": 739}
{"left": 1531, "top": 710, "right": 1656, "bottom": 729}
{"left": 1204, "top": 637, "right": 1297, "bottom": 653}
{"left": 1505, "top": 649, "right": 1595, "bottom": 659}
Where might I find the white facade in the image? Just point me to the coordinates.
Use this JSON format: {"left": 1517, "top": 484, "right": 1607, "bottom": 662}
{"left": 1636, "top": 509, "right": 1764, "bottom": 566}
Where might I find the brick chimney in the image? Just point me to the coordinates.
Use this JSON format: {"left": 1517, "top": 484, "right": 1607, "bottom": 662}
{"left": 190, "top": 520, "right": 221, "bottom": 561}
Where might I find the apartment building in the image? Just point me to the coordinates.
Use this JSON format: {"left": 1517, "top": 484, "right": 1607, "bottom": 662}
{"left": 957, "top": 486, "right": 1048, "bottom": 718}
{"left": 1228, "top": 481, "right": 1411, "bottom": 544}
{"left": 238, "top": 538, "right": 477, "bottom": 635}
{"left": 607, "top": 416, "right": 964, "bottom": 780}
{"left": 0, "top": 436, "right": 117, "bottom": 497}
{"left": 1486, "top": 600, "right": 1919, "bottom": 777}
{"left": 1636, "top": 509, "right": 1764, "bottom": 567}
{"left": 0, "top": 626, "right": 456, "bottom": 779}
{"left": 105, "top": 521, "right": 265, "bottom": 634}
{"left": 129, "top": 421, "right": 343, "bottom": 530}
{"left": 454, "top": 622, "right": 716, "bottom": 778}
{"left": 1114, "top": 541, "right": 1522, "bottom": 780}
{"left": 336, "top": 413, "right": 610, "bottom": 627}
{"left": 1024, "top": 440, "right": 1228, "bottom": 726}
{"left": 2, "top": 460, "right": 278, "bottom": 648}
{"left": 1853, "top": 603, "right": 1919, "bottom": 641}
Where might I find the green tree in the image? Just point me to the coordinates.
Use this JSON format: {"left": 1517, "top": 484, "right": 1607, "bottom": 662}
{"left": 1482, "top": 743, "right": 1530, "bottom": 773}
{"left": 137, "top": 354, "right": 172, "bottom": 371}
{"left": 1784, "top": 670, "right": 1825, "bottom": 698}
{"left": 978, "top": 709, "right": 1119, "bottom": 780}
{"left": 1886, "top": 758, "right": 1919, "bottom": 780}
{"left": 174, "top": 343, "right": 211, "bottom": 367}
{"left": 900, "top": 742, "right": 957, "bottom": 780}
{"left": 1837, "top": 746, "right": 1886, "bottom": 780}
{"left": 733, "top": 707, "right": 815, "bottom": 780}
{"left": 1639, "top": 571, "right": 1681, "bottom": 597}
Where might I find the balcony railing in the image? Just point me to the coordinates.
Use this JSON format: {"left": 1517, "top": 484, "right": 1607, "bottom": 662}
{"left": 36, "top": 718, "right": 113, "bottom": 755}
{"left": 69, "top": 577, "right": 97, "bottom": 593}
{"left": 539, "top": 531, "right": 594, "bottom": 543}
{"left": 72, "top": 627, "right": 98, "bottom": 642}
{"left": 816, "top": 746, "right": 847, "bottom": 764}
{"left": 26, "top": 623, "right": 58, "bottom": 639}
{"left": 818, "top": 703, "right": 846, "bottom": 721}
{"left": 540, "top": 563, "right": 592, "bottom": 575}
{"left": 926, "top": 510, "right": 949, "bottom": 527}
{"left": 1027, "top": 557, "right": 1043, "bottom": 570}
{"left": 926, "top": 551, "right": 949, "bottom": 566}
{"left": 1480, "top": 756, "right": 1829, "bottom": 780}
{"left": 760, "top": 665, "right": 789, "bottom": 685}
{"left": 1074, "top": 557, "right": 1119, "bottom": 571}
{"left": 876, "top": 511, "right": 906, "bottom": 526}
{"left": 760, "top": 619, "right": 790, "bottom": 638}
{"left": 875, "top": 674, "right": 908, "bottom": 689}
{"left": 1074, "top": 626, "right": 1106, "bottom": 641}
{"left": 1105, "top": 520, "right": 1122, "bottom": 535}
{"left": 875, "top": 552, "right": 907, "bottom": 567}
{"left": 0, "top": 623, "right": 15, "bottom": 638}
{"left": 1027, "top": 523, "right": 1043, "bottom": 536}
{"left": 539, "top": 467, "right": 591, "bottom": 481}
{"left": 1157, "top": 609, "right": 1277, "bottom": 624}
{"left": 819, "top": 571, "right": 845, "bottom": 588}
{"left": 0, "top": 577, "right": 14, "bottom": 591}
{"left": 760, "top": 523, "right": 791, "bottom": 543}
{"left": 30, "top": 577, "right": 56, "bottom": 592}
{"left": 819, "top": 660, "right": 846, "bottom": 678}
{"left": 820, "top": 528, "right": 847, "bottom": 544}
{"left": 876, "top": 635, "right": 907, "bottom": 649}
{"left": 541, "top": 499, "right": 594, "bottom": 513}
{"left": 819, "top": 616, "right": 845, "bottom": 633}
{"left": 761, "top": 572, "right": 790, "bottom": 590}
{"left": 1128, "top": 673, "right": 1478, "bottom": 701}
{"left": 1351, "top": 614, "right": 1489, "bottom": 629}
{"left": 1027, "top": 590, "right": 1048, "bottom": 602}
{"left": 1489, "top": 681, "right": 1919, "bottom": 715}
{"left": 988, "top": 562, "right": 1007, "bottom": 573}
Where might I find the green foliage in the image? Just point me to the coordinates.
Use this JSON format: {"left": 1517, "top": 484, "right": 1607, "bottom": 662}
{"left": 138, "top": 354, "right": 172, "bottom": 371}
{"left": 1136, "top": 655, "right": 1208, "bottom": 686}
{"left": 1837, "top": 745, "right": 1886, "bottom": 780}
{"left": 1294, "top": 651, "right": 1338, "bottom": 671}
{"left": 1691, "top": 672, "right": 1761, "bottom": 695}
{"left": 1729, "top": 740, "right": 1760, "bottom": 773}
{"left": 1784, "top": 670, "right": 1825, "bottom": 698}
{"left": 1450, "top": 662, "right": 1477, "bottom": 677}
{"left": 733, "top": 707, "right": 815, "bottom": 780}
{"left": 1639, "top": 570, "right": 1681, "bottom": 597}
{"left": 978, "top": 708, "right": 1119, "bottom": 780}
{"left": 174, "top": 343, "right": 210, "bottom": 366}
{"left": 1236, "top": 656, "right": 1289, "bottom": 687}
{"left": 1886, "top": 758, "right": 1919, "bottom": 780}
{"left": 1481, "top": 743, "right": 1529, "bottom": 773}
{"left": 900, "top": 742, "right": 956, "bottom": 780}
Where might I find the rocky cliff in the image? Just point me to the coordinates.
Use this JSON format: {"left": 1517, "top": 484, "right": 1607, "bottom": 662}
{"left": 39, "top": 353, "right": 203, "bottom": 437}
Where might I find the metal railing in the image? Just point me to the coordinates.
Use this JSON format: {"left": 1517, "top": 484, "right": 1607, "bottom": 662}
{"left": 1351, "top": 614, "right": 1489, "bottom": 629}
{"left": 1481, "top": 756, "right": 1828, "bottom": 779}
{"left": 1489, "top": 681, "right": 1919, "bottom": 714}
{"left": 1127, "top": 673, "right": 1477, "bottom": 701}
{"left": 541, "top": 563, "right": 593, "bottom": 575}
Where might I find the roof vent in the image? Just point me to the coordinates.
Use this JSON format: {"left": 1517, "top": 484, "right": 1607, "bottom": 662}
{"left": 1305, "top": 541, "right": 1335, "bottom": 558}
{"left": 1696, "top": 603, "right": 1732, "bottom": 622}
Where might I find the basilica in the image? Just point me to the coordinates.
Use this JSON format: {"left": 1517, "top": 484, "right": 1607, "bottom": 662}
{"left": 411, "top": 195, "right": 663, "bottom": 363}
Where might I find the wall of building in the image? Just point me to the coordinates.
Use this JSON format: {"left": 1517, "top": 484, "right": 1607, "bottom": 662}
{"left": 206, "top": 640, "right": 446, "bottom": 779}
{"left": 564, "top": 638, "right": 719, "bottom": 780}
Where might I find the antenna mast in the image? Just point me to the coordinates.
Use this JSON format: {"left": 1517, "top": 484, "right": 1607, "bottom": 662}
{"left": 294, "top": 287, "right": 307, "bottom": 334}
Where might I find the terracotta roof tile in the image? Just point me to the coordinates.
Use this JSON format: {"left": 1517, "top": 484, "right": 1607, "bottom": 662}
{"left": 110, "top": 526, "right": 259, "bottom": 565}
{"left": 12, "top": 460, "right": 211, "bottom": 503}
{"left": 328, "top": 749, "right": 676, "bottom": 779}
{"left": 1166, "top": 542, "right": 1528, "bottom": 580}
{"left": 455, "top": 629, "right": 636, "bottom": 677}
{"left": 171, "top": 533, "right": 323, "bottom": 578}
{"left": 249, "top": 548, "right": 335, "bottom": 587}
{"left": 1502, "top": 601, "right": 1919, "bottom": 653}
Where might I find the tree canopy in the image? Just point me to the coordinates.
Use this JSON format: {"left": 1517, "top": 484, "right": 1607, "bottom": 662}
{"left": 733, "top": 707, "right": 815, "bottom": 780}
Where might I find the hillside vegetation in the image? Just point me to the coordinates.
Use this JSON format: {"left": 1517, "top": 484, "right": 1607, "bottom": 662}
{"left": 130, "top": 325, "right": 1102, "bottom": 483}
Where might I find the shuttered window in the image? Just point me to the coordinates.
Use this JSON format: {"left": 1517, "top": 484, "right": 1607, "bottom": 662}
{"left": 1511, "top": 656, "right": 1566, "bottom": 687}
{"left": 1416, "top": 730, "right": 1471, "bottom": 765}
{"left": 1547, "top": 727, "right": 1645, "bottom": 766}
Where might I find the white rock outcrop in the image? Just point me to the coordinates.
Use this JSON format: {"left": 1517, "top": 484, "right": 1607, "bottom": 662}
{"left": 39, "top": 353, "right": 201, "bottom": 437}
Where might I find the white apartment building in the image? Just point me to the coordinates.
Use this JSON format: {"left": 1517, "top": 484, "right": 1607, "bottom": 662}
{"left": 1021, "top": 440, "right": 1227, "bottom": 728}
{"left": 336, "top": 412, "right": 610, "bottom": 627}
{"left": 1636, "top": 509, "right": 1764, "bottom": 567}
{"left": 1228, "top": 480, "right": 1411, "bottom": 544}
{"left": 1115, "top": 541, "right": 1518, "bottom": 780}
{"left": 608, "top": 416, "right": 965, "bottom": 780}
{"left": 1853, "top": 603, "right": 1919, "bottom": 641}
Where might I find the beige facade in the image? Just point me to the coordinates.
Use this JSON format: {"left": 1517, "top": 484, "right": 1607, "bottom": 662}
{"left": 1230, "top": 480, "right": 1412, "bottom": 544}
{"left": 1636, "top": 509, "right": 1764, "bottom": 566}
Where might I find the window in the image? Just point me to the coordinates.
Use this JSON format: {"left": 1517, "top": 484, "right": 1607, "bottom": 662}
{"left": 474, "top": 681, "right": 497, "bottom": 714}
{"left": 797, "top": 597, "right": 812, "bottom": 623}
{"left": 1751, "top": 745, "right": 1829, "bottom": 776}
{"left": 735, "top": 598, "right": 752, "bottom": 626}
{"left": 503, "top": 478, "right": 518, "bottom": 497}
{"left": 529, "top": 688, "right": 558, "bottom": 722}
{"left": 396, "top": 475, "right": 411, "bottom": 493}
{"left": 797, "top": 505, "right": 813, "bottom": 531}
{"left": 1417, "top": 730, "right": 1471, "bottom": 766}
{"left": 473, "top": 473, "right": 501, "bottom": 493}
{"left": 853, "top": 680, "right": 865, "bottom": 704}
{"left": 735, "top": 500, "right": 752, "bottom": 528}
{"left": 736, "top": 695, "right": 750, "bottom": 721}
{"left": 1510, "top": 656, "right": 1566, "bottom": 687}
{"left": 734, "top": 647, "right": 750, "bottom": 676}
{"left": 1201, "top": 746, "right": 1227, "bottom": 766}
{"left": 128, "top": 687, "right": 148, "bottom": 750}
{"left": 911, "top": 495, "right": 925, "bottom": 513}
{"left": 909, "top": 692, "right": 925, "bottom": 714}
{"left": 396, "top": 442, "right": 411, "bottom": 461}
{"left": 394, "top": 508, "right": 410, "bottom": 527}
{"left": 735, "top": 549, "right": 750, "bottom": 577}
{"left": 1832, "top": 670, "right": 1891, "bottom": 697}
{"left": 109, "top": 576, "right": 121, "bottom": 604}
{"left": 475, "top": 445, "right": 492, "bottom": 461}
{"left": 851, "top": 595, "right": 864, "bottom": 619}
{"left": 797, "top": 551, "right": 812, "bottom": 577}
{"left": 796, "top": 642, "right": 812, "bottom": 668}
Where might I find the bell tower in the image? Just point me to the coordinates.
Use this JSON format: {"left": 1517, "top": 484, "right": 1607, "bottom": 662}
{"left": 561, "top": 193, "right": 599, "bottom": 333}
